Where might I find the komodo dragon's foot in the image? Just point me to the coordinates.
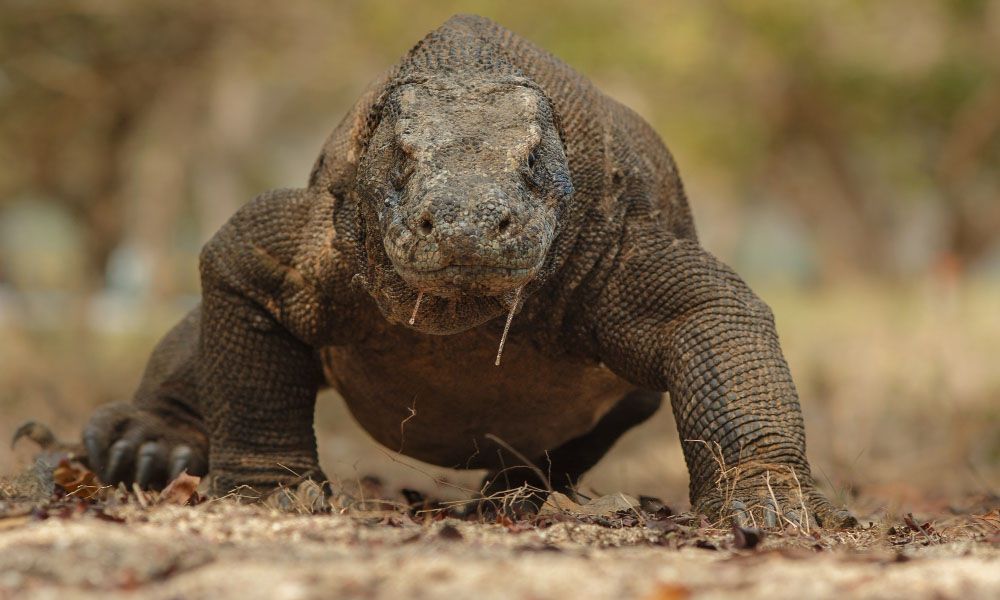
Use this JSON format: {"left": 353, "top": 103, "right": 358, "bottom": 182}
{"left": 83, "top": 402, "right": 208, "bottom": 490}
{"left": 207, "top": 442, "right": 330, "bottom": 506}
{"left": 211, "top": 468, "right": 332, "bottom": 513}
{"left": 83, "top": 403, "right": 331, "bottom": 511}
{"left": 258, "top": 479, "right": 332, "bottom": 513}
{"left": 693, "top": 466, "right": 857, "bottom": 530}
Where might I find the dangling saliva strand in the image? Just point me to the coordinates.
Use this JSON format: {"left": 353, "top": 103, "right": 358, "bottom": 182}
{"left": 408, "top": 291, "right": 424, "bottom": 326}
{"left": 494, "top": 285, "right": 523, "bottom": 367}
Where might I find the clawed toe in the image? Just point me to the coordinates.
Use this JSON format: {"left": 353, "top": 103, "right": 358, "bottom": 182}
{"left": 11, "top": 421, "right": 57, "bottom": 451}
{"left": 105, "top": 439, "right": 136, "bottom": 485}
{"left": 262, "top": 479, "right": 332, "bottom": 513}
{"left": 168, "top": 445, "right": 204, "bottom": 482}
{"left": 762, "top": 498, "right": 778, "bottom": 528}
{"left": 711, "top": 480, "right": 856, "bottom": 531}
{"left": 81, "top": 403, "right": 208, "bottom": 490}
{"left": 730, "top": 500, "right": 750, "bottom": 527}
{"left": 136, "top": 441, "right": 168, "bottom": 488}
{"left": 817, "top": 507, "right": 858, "bottom": 529}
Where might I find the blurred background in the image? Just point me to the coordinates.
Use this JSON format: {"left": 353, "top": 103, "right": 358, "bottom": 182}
{"left": 1, "top": 0, "right": 998, "bottom": 514}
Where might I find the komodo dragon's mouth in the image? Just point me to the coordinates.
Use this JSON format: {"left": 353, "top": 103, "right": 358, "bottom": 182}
{"left": 393, "top": 263, "right": 539, "bottom": 295}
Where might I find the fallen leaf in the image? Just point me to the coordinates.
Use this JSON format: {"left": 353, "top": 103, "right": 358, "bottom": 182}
{"left": 539, "top": 492, "right": 640, "bottom": 518}
{"left": 52, "top": 459, "right": 100, "bottom": 500}
{"left": 640, "top": 496, "right": 673, "bottom": 519}
{"left": 582, "top": 494, "right": 640, "bottom": 516}
{"left": 158, "top": 471, "right": 201, "bottom": 506}
{"left": 903, "top": 513, "right": 936, "bottom": 536}
{"left": 538, "top": 491, "right": 586, "bottom": 516}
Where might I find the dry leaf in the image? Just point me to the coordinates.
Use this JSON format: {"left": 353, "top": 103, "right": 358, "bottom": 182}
{"left": 158, "top": 471, "right": 201, "bottom": 506}
{"left": 52, "top": 459, "right": 100, "bottom": 500}
{"left": 538, "top": 492, "right": 640, "bottom": 517}
{"left": 538, "top": 491, "right": 586, "bottom": 516}
{"left": 582, "top": 494, "right": 640, "bottom": 515}
{"left": 640, "top": 495, "right": 673, "bottom": 519}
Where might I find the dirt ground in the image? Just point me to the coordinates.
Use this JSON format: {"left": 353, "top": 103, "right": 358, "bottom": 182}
{"left": 0, "top": 479, "right": 998, "bottom": 600}
{"left": 0, "top": 463, "right": 998, "bottom": 600}
{"left": 1, "top": 282, "right": 998, "bottom": 599}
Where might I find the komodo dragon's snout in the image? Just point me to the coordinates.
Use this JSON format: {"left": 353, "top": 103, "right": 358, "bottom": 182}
{"left": 357, "top": 77, "right": 572, "bottom": 307}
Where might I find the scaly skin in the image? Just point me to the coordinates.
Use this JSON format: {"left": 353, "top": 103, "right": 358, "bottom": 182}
{"left": 81, "top": 15, "right": 855, "bottom": 527}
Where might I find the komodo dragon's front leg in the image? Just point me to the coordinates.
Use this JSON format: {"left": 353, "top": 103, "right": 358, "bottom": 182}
{"left": 84, "top": 188, "right": 356, "bottom": 497}
{"left": 584, "top": 221, "right": 857, "bottom": 528}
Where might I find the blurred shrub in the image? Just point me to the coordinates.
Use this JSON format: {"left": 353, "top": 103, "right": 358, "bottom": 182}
{"left": 1, "top": 0, "right": 998, "bottom": 295}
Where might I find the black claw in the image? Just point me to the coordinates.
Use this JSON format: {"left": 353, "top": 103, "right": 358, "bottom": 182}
{"left": 11, "top": 421, "right": 56, "bottom": 450}
{"left": 762, "top": 498, "right": 778, "bottom": 528}
{"left": 136, "top": 442, "right": 167, "bottom": 489}
{"left": 269, "top": 487, "right": 296, "bottom": 512}
{"left": 83, "top": 431, "right": 106, "bottom": 475}
{"left": 105, "top": 439, "right": 136, "bottom": 485}
{"left": 168, "top": 445, "right": 194, "bottom": 481}
{"left": 786, "top": 509, "right": 802, "bottom": 528}
{"left": 731, "top": 500, "right": 749, "bottom": 527}
{"left": 837, "top": 509, "right": 859, "bottom": 528}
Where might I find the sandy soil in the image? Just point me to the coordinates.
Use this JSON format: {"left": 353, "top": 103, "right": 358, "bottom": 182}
{"left": 1, "top": 464, "right": 997, "bottom": 600}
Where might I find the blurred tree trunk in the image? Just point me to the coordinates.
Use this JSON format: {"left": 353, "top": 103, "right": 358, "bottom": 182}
{"left": 193, "top": 41, "right": 262, "bottom": 245}
{"left": 121, "top": 80, "right": 203, "bottom": 307}
{"left": 761, "top": 75, "right": 893, "bottom": 280}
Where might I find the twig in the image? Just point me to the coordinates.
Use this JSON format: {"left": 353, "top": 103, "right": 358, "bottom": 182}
{"left": 484, "top": 433, "right": 551, "bottom": 492}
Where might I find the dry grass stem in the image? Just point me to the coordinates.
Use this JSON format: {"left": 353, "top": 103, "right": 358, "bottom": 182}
{"left": 787, "top": 465, "right": 811, "bottom": 534}
{"left": 398, "top": 397, "right": 417, "bottom": 454}
{"left": 484, "top": 433, "right": 551, "bottom": 492}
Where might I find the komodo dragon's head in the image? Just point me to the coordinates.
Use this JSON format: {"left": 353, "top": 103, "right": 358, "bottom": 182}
{"left": 353, "top": 74, "right": 574, "bottom": 336}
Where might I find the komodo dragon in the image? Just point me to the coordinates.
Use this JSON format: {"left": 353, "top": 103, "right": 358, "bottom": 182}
{"left": 69, "top": 15, "right": 855, "bottom": 527}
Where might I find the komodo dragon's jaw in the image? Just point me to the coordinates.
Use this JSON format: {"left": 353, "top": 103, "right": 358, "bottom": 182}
{"left": 352, "top": 74, "right": 572, "bottom": 334}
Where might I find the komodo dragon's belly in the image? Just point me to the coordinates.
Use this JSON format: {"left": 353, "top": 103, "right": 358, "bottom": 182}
{"left": 320, "top": 323, "right": 633, "bottom": 470}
